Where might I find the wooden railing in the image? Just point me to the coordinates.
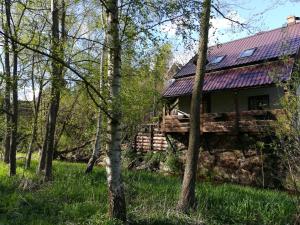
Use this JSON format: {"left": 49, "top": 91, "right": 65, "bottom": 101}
{"left": 134, "top": 124, "right": 168, "bottom": 151}
{"left": 161, "top": 109, "right": 284, "bottom": 133}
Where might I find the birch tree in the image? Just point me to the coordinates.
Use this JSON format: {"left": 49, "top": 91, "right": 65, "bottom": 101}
{"left": 105, "top": 0, "right": 126, "bottom": 221}
{"left": 85, "top": 12, "right": 108, "bottom": 174}
{"left": 177, "top": 0, "right": 211, "bottom": 213}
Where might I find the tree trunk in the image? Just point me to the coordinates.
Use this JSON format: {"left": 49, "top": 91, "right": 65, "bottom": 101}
{"left": 85, "top": 110, "right": 102, "bottom": 173}
{"left": 9, "top": 45, "right": 18, "bottom": 176}
{"left": 105, "top": 0, "right": 127, "bottom": 222}
{"left": 26, "top": 55, "right": 43, "bottom": 169}
{"left": 37, "top": 118, "right": 49, "bottom": 173}
{"left": 4, "top": 0, "right": 18, "bottom": 176}
{"left": 2, "top": 0, "right": 11, "bottom": 164}
{"left": 86, "top": 28, "right": 107, "bottom": 174}
{"left": 43, "top": 0, "right": 63, "bottom": 181}
{"left": 177, "top": 0, "right": 211, "bottom": 213}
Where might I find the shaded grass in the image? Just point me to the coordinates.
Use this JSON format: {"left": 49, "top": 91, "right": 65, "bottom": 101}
{"left": 0, "top": 160, "right": 298, "bottom": 225}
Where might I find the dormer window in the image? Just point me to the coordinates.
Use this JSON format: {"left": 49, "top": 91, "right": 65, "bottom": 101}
{"left": 210, "top": 55, "right": 225, "bottom": 64}
{"left": 239, "top": 48, "right": 256, "bottom": 58}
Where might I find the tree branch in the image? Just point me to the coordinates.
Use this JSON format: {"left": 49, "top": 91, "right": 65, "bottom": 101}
{"left": 212, "top": 4, "right": 247, "bottom": 28}
{"left": 0, "top": 29, "right": 112, "bottom": 118}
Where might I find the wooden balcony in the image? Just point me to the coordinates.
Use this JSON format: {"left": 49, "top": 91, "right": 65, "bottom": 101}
{"left": 161, "top": 109, "right": 283, "bottom": 133}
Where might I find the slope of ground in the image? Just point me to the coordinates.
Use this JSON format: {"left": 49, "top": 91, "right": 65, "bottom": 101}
{"left": 0, "top": 160, "right": 298, "bottom": 225}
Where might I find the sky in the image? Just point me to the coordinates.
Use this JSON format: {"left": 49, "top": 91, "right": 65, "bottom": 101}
{"left": 165, "top": 0, "right": 300, "bottom": 64}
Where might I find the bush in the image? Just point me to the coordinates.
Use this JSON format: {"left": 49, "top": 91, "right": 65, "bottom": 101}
{"left": 143, "top": 151, "right": 165, "bottom": 171}
{"left": 165, "top": 153, "right": 182, "bottom": 174}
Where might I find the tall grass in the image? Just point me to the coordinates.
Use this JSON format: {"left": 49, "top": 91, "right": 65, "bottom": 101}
{"left": 0, "top": 160, "right": 297, "bottom": 225}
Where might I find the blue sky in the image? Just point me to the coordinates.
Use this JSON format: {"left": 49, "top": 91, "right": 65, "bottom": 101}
{"left": 168, "top": 0, "right": 300, "bottom": 63}
{"left": 240, "top": 0, "right": 300, "bottom": 29}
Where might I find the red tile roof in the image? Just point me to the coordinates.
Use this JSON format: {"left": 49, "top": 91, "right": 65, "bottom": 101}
{"left": 163, "top": 60, "right": 294, "bottom": 97}
{"left": 175, "top": 23, "right": 300, "bottom": 78}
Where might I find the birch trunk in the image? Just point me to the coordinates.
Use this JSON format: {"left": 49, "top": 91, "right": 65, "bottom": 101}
{"left": 85, "top": 32, "right": 107, "bottom": 174}
{"left": 43, "top": 0, "right": 63, "bottom": 181}
{"left": 177, "top": 0, "right": 211, "bottom": 212}
{"left": 105, "top": 0, "right": 126, "bottom": 221}
{"left": 85, "top": 110, "right": 102, "bottom": 173}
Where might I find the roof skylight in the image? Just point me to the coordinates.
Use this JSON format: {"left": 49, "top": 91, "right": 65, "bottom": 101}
{"left": 210, "top": 55, "right": 225, "bottom": 64}
{"left": 239, "top": 48, "right": 256, "bottom": 58}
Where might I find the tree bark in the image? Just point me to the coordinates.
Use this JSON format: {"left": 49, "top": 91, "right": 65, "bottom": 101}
{"left": 43, "top": 0, "right": 63, "bottom": 181}
{"left": 177, "top": 0, "right": 211, "bottom": 213}
{"left": 85, "top": 110, "right": 102, "bottom": 173}
{"left": 4, "top": 0, "right": 18, "bottom": 176}
{"left": 25, "top": 55, "right": 43, "bottom": 169}
{"left": 37, "top": 118, "right": 49, "bottom": 173}
{"left": 86, "top": 28, "right": 107, "bottom": 174}
{"left": 10, "top": 42, "right": 18, "bottom": 176}
{"left": 2, "top": 0, "right": 11, "bottom": 164}
{"left": 105, "top": 0, "right": 127, "bottom": 222}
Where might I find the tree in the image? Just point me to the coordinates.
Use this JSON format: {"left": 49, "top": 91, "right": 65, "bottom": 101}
{"left": 4, "top": 0, "right": 19, "bottom": 176}
{"left": 42, "top": 0, "right": 65, "bottom": 181}
{"left": 25, "top": 55, "right": 47, "bottom": 169}
{"left": 85, "top": 10, "right": 108, "bottom": 174}
{"left": 152, "top": 44, "right": 172, "bottom": 117}
{"left": 270, "top": 59, "right": 300, "bottom": 192}
{"left": 105, "top": 0, "right": 127, "bottom": 221}
{"left": 2, "top": 0, "right": 11, "bottom": 164}
{"left": 177, "top": 0, "right": 211, "bottom": 213}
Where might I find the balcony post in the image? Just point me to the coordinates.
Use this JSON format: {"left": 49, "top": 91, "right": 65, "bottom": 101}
{"left": 150, "top": 124, "right": 154, "bottom": 150}
{"left": 160, "top": 103, "right": 167, "bottom": 132}
{"left": 234, "top": 91, "right": 240, "bottom": 134}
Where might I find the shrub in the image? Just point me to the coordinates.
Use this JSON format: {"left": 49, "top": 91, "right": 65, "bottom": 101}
{"left": 165, "top": 153, "right": 182, "bottom": 174}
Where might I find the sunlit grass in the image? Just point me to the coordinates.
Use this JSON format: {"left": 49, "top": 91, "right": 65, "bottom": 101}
{"left": 0, "top": 160, "right": 298, "bottom": 225}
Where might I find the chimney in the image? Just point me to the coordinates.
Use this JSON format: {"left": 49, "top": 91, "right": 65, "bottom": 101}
{"left": 287, "top": 15, "right": 300, "bottom": 25}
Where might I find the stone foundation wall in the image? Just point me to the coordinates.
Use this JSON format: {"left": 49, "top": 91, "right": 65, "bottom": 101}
{"left": 176, "top": 133, "right": 285, "bottom": 188}
{"left": 197, "top": 149, "right": 282, "bottom": 187}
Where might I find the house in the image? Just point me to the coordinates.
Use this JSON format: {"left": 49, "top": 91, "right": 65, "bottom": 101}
{"left": 147, "top": 16, "right": 300, "bottom": 187}
{"left": 162, "top": 16, "right": 300, "bottom": 135}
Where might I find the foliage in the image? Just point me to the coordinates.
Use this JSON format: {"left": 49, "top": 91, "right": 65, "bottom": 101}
{"left": 270, "top": 60, "right": 300, "bottom": 193}
{"left": 54, "top": 87, "right": 97, "bottom": 153}
{"left": 165, "top": 152, "right": 182, "bottom": 174}
{"left": 0, "top": 159, "right": 298, "bottom": 225}
{"left": 144, "top": 151, "right": 166, "bottom": 165}
{"left": 121, "top": 43, "right": 173, "bottom": 142}
{"left": 267, "top": 59, "right": 300, "bottom": 223}
{"left": 122, "top": 148, "right": 140, "bottom": 169}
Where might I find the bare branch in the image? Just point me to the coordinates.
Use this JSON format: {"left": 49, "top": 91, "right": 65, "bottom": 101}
{"left": 0, "top": 29, "right": 112, "bottom": 118}
{"left": 212, "top": 4, "right": 247, "bottom": 29}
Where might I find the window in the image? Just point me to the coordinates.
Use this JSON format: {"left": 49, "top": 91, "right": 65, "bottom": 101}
{"left": 239, "top": 48, "right": 256, "bottom": 58}
{"left": 210, "top": 55, "right": 225, "bottom": 64}
{"left": 248, "top": 95, "right": 269, "bottom": 110}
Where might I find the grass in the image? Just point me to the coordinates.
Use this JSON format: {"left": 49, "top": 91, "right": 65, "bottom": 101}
{"left": 0, "top": 159, "right": 298, "bottom": 225}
